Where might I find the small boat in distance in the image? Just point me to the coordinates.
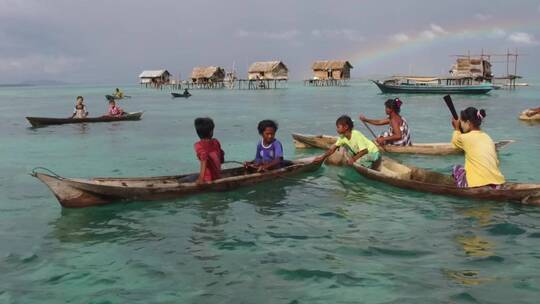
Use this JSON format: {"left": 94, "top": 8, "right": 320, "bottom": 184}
{"left": 291, "top": 133, "right": 514, "bottom": 155}
{"left": 171, "top": 92, "right": 191, "bottom": 98}
{"left": 372, "top": 76, "right": 494, "bottom": 94}
{"left": 31, "top": 156, "right": 322, "bottom": 208}
{"left": 26, "top": 112, "right": 143, "bottom": 128}
{"left": 353, "top": 157, "right": 540, "bottom": 205}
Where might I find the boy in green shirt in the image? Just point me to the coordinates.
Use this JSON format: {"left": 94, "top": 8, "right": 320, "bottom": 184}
{"left": 315, "top": 115, "right": 381, "bottom": 168}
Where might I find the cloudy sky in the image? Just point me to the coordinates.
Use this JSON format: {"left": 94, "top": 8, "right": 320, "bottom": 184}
{"left": 1, "top": 0, "right": 539, "bottom": 83}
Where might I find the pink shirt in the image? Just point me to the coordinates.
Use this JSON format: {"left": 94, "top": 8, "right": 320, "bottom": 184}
{"left": 108, "top": 105, "right": 124, "bottom": 116}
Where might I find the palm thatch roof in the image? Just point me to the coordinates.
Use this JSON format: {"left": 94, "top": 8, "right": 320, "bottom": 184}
{"left": 248, "top": 61, "right": 288, "bottom": 73}
{"left": 139, "top": 70, "right": 170, "bottom": 78}
{"left": 311, "top": 60, "right": 353, "bottom": 70}
{"left": 191, "top": 66, "right": 224, "bottom": 79}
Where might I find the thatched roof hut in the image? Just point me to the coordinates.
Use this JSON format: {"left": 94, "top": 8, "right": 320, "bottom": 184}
{"left": 191, "top": 66, "right": 225, "bottom": 83}
{"left": 311, "top": 60, "right": 353, "bottom": 80}
{"left": 248, "top": 61, "right": 288, "bottom": 80}
{"left": 139, "top": 70, "right": 171, "bottom": 84}
{"left": 450, "top": 58, "right": 492, "bottom": 80}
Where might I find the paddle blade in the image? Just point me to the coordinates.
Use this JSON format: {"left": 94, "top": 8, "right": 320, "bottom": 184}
{"left": 443, "top": 95, "right": 459, "bottom": 120}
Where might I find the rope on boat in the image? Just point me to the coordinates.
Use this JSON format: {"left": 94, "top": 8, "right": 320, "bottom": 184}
{"left": 30, "top": 167, "right": 64, "bottom": 179}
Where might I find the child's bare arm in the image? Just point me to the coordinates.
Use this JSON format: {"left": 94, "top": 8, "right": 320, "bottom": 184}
{"left": 197, "top": 160, "right": 207, "bottom": 184}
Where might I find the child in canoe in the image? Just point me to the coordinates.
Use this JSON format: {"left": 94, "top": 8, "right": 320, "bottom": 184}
{"left": 244, "top": 120, "right": 287, "bottom": 172}
{"left": 71, "top": 96, "right": 88, "bottom": 119}
{"left": 359, "top": 98, "right": 411, "bottom": 146}
{"left": 106, "top": 98, "right": 125, "bottom": 117}
{"left": 315, "top": 115, "right": 381, "bottom": 168}
{"left": 451, "top": 107, "right": 505, "bottom": 188}
{"left": 194, "top": 117, "right": 225, "bottom": 184}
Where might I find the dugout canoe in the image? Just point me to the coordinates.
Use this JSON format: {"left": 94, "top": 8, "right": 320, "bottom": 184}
{"left": 26, "top": 112, "right": 143, "bottom": 127}
{"left": 171, "top": 92, "right": 191, "bottom": 98}
{"left": 353, "top": 157, "right": 540, "bottom": 205}
{"left": 31, "top": 156, "right": 322, "bottom": 208}
{"left": 291, "top": 133, "right": 514, "bottom": 155}
{"left": 519, "top": 109, "right": 540, "bottom": 121}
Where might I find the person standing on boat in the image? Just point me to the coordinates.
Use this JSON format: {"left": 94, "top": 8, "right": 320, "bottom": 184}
{"left": 113, "top": 88, "right": 124, "bottom": 99}
{"left": 359, "top": 98, "right": 411, "bottom": 146}
{"left": 71, "top": 96, "right": 88, "bottom": 119}
{"left": 194, "top": 117, "right": 225, "bottom": 184}
{"left": 451, "top": 107, "right": 505, "bottom": 188}
{"left": 314, "top": 115, "right": 381, "bottom": 168}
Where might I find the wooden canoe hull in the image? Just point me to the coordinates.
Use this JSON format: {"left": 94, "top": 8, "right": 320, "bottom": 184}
{"left": 26, "top": 112, "right": 143, "bottom": 127}
{"left": 519, "top": 109, "right": 540, "bottom": 121}
{"left": 171, "top": 92, "right": 191, "bottom": 98}
{"left": 33, "top": 157, "right": 322, "bottom": 208}
{"left": 291, "top": 133, "right": 514, "bottom": 155}
{"left": 353, "top": 157, "right": 540, "bottom": 205}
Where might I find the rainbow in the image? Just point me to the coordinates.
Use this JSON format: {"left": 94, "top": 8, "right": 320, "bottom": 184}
{"left": 345, "top": 18, "right": 540, "bottom": 69}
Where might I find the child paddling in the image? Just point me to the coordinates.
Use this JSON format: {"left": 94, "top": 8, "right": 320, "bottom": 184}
{"left": 451, "top": 107, "right": 505, "bottom": 188}
{"left": 315, "top": 115, "right": 381, "bottom": 168}
{"left": 359, "top": 98, "right": 411, "bottom": 146}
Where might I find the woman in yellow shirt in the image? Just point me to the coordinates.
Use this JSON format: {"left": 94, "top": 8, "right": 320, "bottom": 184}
{"left": 451, "top": 107, "right": 505, "bottom": 188}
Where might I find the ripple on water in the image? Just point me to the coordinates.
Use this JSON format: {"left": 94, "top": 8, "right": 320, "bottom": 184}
{"left": 487, "top": 223, "right": 527, "bottom": 235}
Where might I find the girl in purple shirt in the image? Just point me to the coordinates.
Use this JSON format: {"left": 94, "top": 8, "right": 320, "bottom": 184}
{"left": 244, "top": 120, "right": 285, "bottom": 172}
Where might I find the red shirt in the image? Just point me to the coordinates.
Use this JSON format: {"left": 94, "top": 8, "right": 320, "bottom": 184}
{"left": 194, "top": 139, "right": 224, "bottom": 182}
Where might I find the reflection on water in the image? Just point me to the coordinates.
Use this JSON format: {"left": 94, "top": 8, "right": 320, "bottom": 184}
{"left": 455, "top": 235, "right": 494, "bottom": 257}
{"left": 443, "top": 269, "right": 495, "bottom": 286}
{"left": 48, "top": 203, "right": 162, "bottom": 244}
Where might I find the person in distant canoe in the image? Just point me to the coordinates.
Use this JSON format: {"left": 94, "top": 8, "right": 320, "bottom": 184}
{"left": 71, "top": 96, "right": 88, "bottom": 119}
{"left": 315, "top": 115, "right": 381, "bottom": 168}
{"left": 244, "top": 120, "right": 286, "bottom": 172}
{"left": 359, "top": 98, "right": 411, "bottom": 146}
{"left": 451, "top": 107, "right": 505, "bottom": 188}
{"left": 113, "top": 88, "right": 124, "bottom": 99}
{"left": 106, "top": 98, "right": 125, "bottom": 117}
{"left": 525, "top": 107, "right": 540, "bottom": 117}
{"left": 183, "top": 88, "right": 190, "bottom": 96}
{"left": 194, "top": 117, "right": 225, "bottom": 184}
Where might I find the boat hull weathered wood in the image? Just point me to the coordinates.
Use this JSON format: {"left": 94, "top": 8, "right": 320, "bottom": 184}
{"left": 171, "top": 92, "right": 191, "bottom": 98}
{"left": 519, "top": 109, "right": 540, "bottom": 121}
{"left": 353, "top": 157, "right": 540, "bottom": 205}
{"left": 26, "top": 112, "right": 143, "bottom": 127}
{"left": 291, "top": 133, "right": 514, "bottom": 155}
{"left": 32, "top": 156, "right": 322, "bottom": 208}
{"left": 372, "top": 80, "right": 493, "bottom": 94}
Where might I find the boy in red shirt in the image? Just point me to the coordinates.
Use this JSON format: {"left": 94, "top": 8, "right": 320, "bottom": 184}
{"left": 194, "top": 117, "right": 225, "bottom": 184}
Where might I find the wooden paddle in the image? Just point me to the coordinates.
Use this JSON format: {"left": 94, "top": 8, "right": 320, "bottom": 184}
{"left": 360, "top": 119, "right": 387, "bottom": 152}
{"left": 443, "top": 94, "right": 462, "bottom": 132}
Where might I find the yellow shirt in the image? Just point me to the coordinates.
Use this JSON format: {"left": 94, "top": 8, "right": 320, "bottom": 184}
{"left": 452, "top": 130, "right": 505, "bottom": 187}
{"left": 335, "top": 129, "right": 379, "bottom": 156}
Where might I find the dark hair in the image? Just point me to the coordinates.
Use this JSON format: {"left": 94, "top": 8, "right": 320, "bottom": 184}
{"left": 336, "top": 115, "right": 353, "bottom": 129}
{"left": 257, "top": 120, "right": 278, "bottom": 134}
{"left": 77, "top": 96, "right": 84, "bottom": 101}
{"left": 384, "top": 98, "right": 402, "bottom": 114}
{"left": 460, "top": 107, "right": 486, "bottom": 128}
{"left": 194, "top": 117, "right": 215, "bottom": 139}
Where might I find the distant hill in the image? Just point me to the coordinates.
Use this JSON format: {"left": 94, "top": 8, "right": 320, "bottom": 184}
{"left": 19, "top": 80, "right": 71, "bottom": 86}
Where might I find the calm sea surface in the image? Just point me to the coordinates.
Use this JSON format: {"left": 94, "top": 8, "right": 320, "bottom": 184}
{"left": 1, "top": 80, "right": 539, "bottom": 303}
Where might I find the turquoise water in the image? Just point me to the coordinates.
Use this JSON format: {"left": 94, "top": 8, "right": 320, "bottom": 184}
{"left": 1, "top": 81, "right": 539, "bottom": 303}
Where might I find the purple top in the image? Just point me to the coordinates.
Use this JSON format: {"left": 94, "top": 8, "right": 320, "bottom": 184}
{"left": 255, "top": 139, "right": 283, "bottom": 164}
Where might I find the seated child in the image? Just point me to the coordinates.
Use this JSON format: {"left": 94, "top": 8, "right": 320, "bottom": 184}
{"left": 71, "top": 96, "right": 88, "bottom": 119}
{"left": 194, "top": 117, "right": 225, "bottom": 183}
{"left": 244, "top": 120, "right": 286, "bottom": 172}
{"left": 107, "top": 99, "right": 124, "bottom": 117}
{"left": 315, "top": 115, "right": 381, "bottom": 168}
